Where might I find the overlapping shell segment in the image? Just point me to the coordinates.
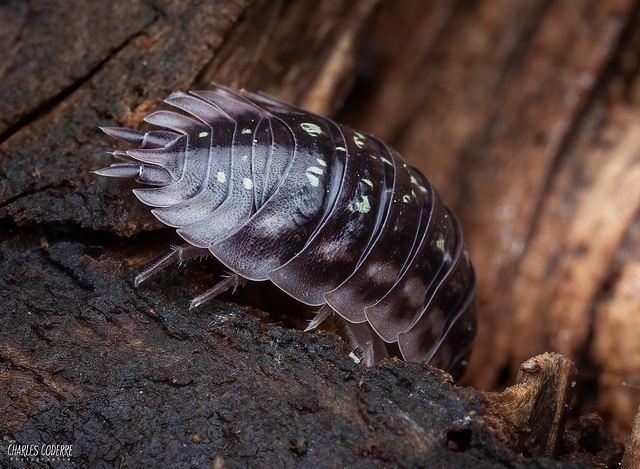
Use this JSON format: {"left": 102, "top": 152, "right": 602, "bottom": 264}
{"left": 96, "top": 84, "right": 477, "bottom": 379}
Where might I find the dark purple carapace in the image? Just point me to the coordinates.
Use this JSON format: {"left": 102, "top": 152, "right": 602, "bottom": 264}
{"left": 95, "top": 84, "right": 477, "bottom": 379}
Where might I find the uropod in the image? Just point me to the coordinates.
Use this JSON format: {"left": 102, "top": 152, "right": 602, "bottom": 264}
{"left": 95, "top": 84, "right": 477, "bottom": 380}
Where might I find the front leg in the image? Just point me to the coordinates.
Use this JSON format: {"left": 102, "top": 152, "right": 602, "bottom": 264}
{"left": 189, "top": 273, "right": 248, "bottom": 309}
{"left": 135, "top": 244, "right": 211, "bottom": 286}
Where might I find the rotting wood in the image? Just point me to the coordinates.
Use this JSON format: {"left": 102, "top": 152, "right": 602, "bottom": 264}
{"left": 457, "top": 353, "right": 578, "bottom": 458}
{"left": 1, "top": 0, "right": 639, "bottom": 465}
{"left": 622, "top": 405, "right": 640, "bottom": 469}
{"left": 339, "top": 0, "right": 640, "bottom": 442}
{"left": 0, "top": 228, "right": 620, "bottom": 467}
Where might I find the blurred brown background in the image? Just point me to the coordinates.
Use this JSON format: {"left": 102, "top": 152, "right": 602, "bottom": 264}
{"left": 1, "top": 0, "right": 639, "bottom": 445}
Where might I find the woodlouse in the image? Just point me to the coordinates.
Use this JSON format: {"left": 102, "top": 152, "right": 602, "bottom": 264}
{"left": 95, "top": 84, "right": 477, "bottom": 379}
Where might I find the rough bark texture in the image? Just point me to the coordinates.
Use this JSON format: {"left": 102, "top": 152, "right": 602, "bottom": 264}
{"left": 339, "top": 0, "right": 640, "bottom": 443}
{"left": 0, "top": 0, "right": 638, "bottom": 467}
{"left": 622, "top": 406, "right": 640, "bottom": 468}
{"left": 0, "top": 222, "right": 617, "bottom": 467}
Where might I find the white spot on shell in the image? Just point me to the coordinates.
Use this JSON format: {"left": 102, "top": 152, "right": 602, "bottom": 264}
{"left": 307, "top": 166, "right": 323, "bottom": 175}
{"left": 403, "top": 277, "right": 427, "bottom": 308}
{"left": 217, "top": 172, "right": 227, "bottom": 183}
{"left": 361, "top": 178, "right": 373, "bottom": 188}
{"left": 353, "top": 132, "right": 365, "bottom": 149}
{"left": 301, "top": 122, "right": 323, "bottom": 137}
{"left": 306, "top": 173, "right": 320, "bottom": 187}
{"left": 242, "top": 128, "right": 252, "bottom": 134}
{"left": 436, "top": 237, "right": 445, "bottom": 252}
{"left": 335, "top": 146, "right": 346, "bottom": 152}
{"left": 349, "top": 352, "right": 361, "bottom": 364}
{"left": 410, "top": 175, "right": 418, "bottom": 185}
{"left": 381, "top": 157, "right": 392, "bottom": 165}
{"left": 366, "top": 261, "right": 398, "bottom": 284}
{"left": 355, "top": 196, "right": 370, "bottom": 214}
{"left": 199, "top": 131, "right": 209, "bottom": 138}
{"left": 402, "top": 194, "right": 411, "bottom": 203}
{"left": 317, "top": 240, "right": 356, "bottom": 263}
{"left": 305, "top": 166, "right": 323, "bottom": 187}
{"left": 317, "top": 158, "right": 327, "bottom": 167}
{"left": 242, "top": 178, "right": 253, "bottom": 190}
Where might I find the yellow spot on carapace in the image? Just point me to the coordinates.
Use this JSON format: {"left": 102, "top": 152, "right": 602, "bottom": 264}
{"left": 306, "top": 173, "right": 320, "bottom": 187}
{"left": 199, "top": 131, "right": 209, "bottom": 138}
{"left": 353, "top": 132, "right": 365, "bottom": 149}
{"left": 381, "top": 157, "right": 392, "bottom": 165}
{"left": 335, "top": 146, "right": 346, "bottom": 152}
{"left": 436, "top": 237, "right": 445, "bottom": 252}
{"left": 242, "top": 178, "right": 253, "bottom": 190}
{"left": 410, "top": 175, "right": 418, "bottom": 185}
{"left": 301, "top": 122, "right": 323, "bottom": 137}
{"left": 355, "top": 196, "right": 370, "bottom": 214}
{"left": 217, "top": 172, "right": 227, "bottom": 183}
{"left": 362, "top": 179, "right": 373, "bottom": 188}
{"left": 305, "top": 166, "right": 323, "bottom": 187}
{"left": 402, "top": 194, "right": 411, "bottom": 203}
{"left": 418, "top": 185, "right": 427, "bottom": 193}
{"left": 317, "top": 158, "right": 327, "bottom": 167}
{"left": 242, "top": 128, "right": 252, "bottom": 134}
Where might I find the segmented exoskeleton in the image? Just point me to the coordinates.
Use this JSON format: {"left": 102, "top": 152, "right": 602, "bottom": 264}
{"left": 96, "top": 84, "right": 477, "bottom": 379}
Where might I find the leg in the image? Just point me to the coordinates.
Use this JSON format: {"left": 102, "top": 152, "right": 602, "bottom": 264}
{"left": 305, "top": 303, "right": 334, "bottom": 332}
{"left": 189, "top": 273, "right": 248, "bottom": 309}
{"left": 135, "top": 244, "right": 210, "bottom": 286}
{"left": 341, "top": 320, "right": 390, "bottom": 366}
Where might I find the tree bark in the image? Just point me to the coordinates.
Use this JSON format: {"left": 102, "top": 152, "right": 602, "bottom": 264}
{"left": 1, "top": 0, "right": 637, "bottom": 466}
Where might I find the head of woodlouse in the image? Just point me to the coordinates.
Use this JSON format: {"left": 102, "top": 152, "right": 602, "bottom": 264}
{"left": 95, "top": 84, "right": 477, "bottom": 380}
